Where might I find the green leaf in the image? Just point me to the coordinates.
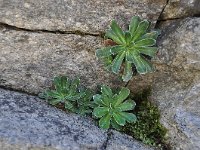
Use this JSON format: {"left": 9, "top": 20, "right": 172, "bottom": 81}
{"left": 113, "top": 112, "right": 126, "bottom": 126}
{"left": 101, "top": 85, "right": 113, "bottom": 97}
{"left": 64, "top": 101, "right": 74, "bottom": 110}
{"left": 99, "top": 114, "right": 111, "bottom": 129}
{"left": 118, "top": 101, "right": 134, "bottom": 111}
{"left": 130, "top": 52, "right": 153, "bottom": 74}
{"left": 125, "top": 31, "right": 132, "bottom": 44}
{"left": 135, "top": 47, "right": 158, "bottom": 57}
{"left": 132, "top": 20, "right": 150, "bottom": 42}
{"left": 122, "top": 61, "right": 133, "bottom": 82}
{"left": 93, "top": 94, "right": 104, "bottom": 105}
{"left": 96, "top": 47, "right": 112, "bottom": 58}
{"left": 114, "top": 87, "right": 130, "bottom": 106}
{"left": 134, "top": 38, "right": 156, "bottom": 47}
{"left": 112, "top": 51, "right": 125, "bottom": 74}
{"left": 69, "top": 78, "right": 80, "bottom": 94}
{"left": 129, "top": 16, "right": 141, "bottom": 35}
{"left": 111, "top": 118, "right": 122, "bottom": 130}
{"left": 120, "top": 112, "right": 137, "bottom": 123}
{"left": 93, "top": 107, "right": 109, "bottom": 118}
{"left": 110, "top": 45, "right": 124, "bottom": 55}
{"left": 110, "top": 20, "right": 126, "bottom": 44}
{"left": 105, "top": 29, "right": 123, "bottom": 44}
{"left": 49, "top": 99, "right": 62, "bottom": 105}
{"left": 142, "top": 31, "right": 159, "bottom": 40}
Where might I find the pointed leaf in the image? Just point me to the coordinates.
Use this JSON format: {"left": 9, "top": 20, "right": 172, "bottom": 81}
{"left": 142, "top": 31, "right": 159, "bottom": 40}
{"left": 96, "top": 47, "right": 112, "bottom": 58}
{"left": 132, "top": 20, "right": 150, "bottom": 42}
{"left": 135, "top": 47, "right": 158, "bottom": 57}
{"left": 129, "top": 16, "right": 141, "bottom": 35}
{"left": 113, "top": 112, "right": 126, "bottom": 126}
{"left": 135, "top": 38, "right": 156, "bottom": 47}
{"left": 99, "top": 114, "right": 111, "bottom": 129}
{"left": 119, "top": 112, "right": 137, "bottom": 123}
{"left": 114, "top": 87, "right": 130, "bottom": 106}
{"left": 105, "top": 29, "right": 123, "bottom": 44}
{"left": 101, "top": 85, "right": 113, "bottom": 97}
{"left": 112, "top": 52, "right": 125, "bottom": 74}
{"left": 110, "top": 20, "right": 126, "bottom": 44}
{"left": 125, "top": 31, "right": 132, "bottom": 44}
{"left": 93, "top": 107, "right": 109, "bottom": 118}
{"left": 122, "top": 61, "right": 133, "bottom": 82}
{"left": 130, "top": 52, "right": 153, "bottom": 74}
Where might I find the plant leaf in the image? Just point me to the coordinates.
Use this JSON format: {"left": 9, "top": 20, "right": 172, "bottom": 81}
{"left": 135, "top": 38, "right": 156, "bottom": 47}
{"left": 142, "top": 31, "right": 159, "bottom": 40}
{"left": 135, "top": 47, "right": 158, "bottom": 57}
{"left": 120, "top": 112, "right": 137, "bottom": 123}
{"left": 114, "top": 87, "right": 130, "bottom": 106}
{"left": 110, "top": 20, "right": 126, "bottom": 44}
{"left": 96, "top": 47, "right": 112, "bottom": 58}
{"left": 110, "top": 45, "right": 124, "bottom": 55}
{"left": 118, "top": 101, "right": 134, "bottom": 111}
{"left": 132, "top": 20, "right": 150, "bottom": 42}
{"left": 101, "top": 85, "right": 113, "bottom": 97}
{"left": 125, "top": 31, "right": 132, "bottom": 44}
{"left": 93, "top": 107, "right": 109, "bottom": 118}
{"left": 99, "top": 114, "right": 111, "bottom": 129}
{"left": 122, "top": 61, "right": 133, "bottom": 82}
{"left": 113, "top": 112, "right": 126, "bottom": 126}
{"left": 112, "top": 51, "right": 125, "bottom": 74}
{"left": 105, "top": 29, "right": 123, "bottom": 44}
{"left": 129, "top": 16, "right": 141, "bottom": 35}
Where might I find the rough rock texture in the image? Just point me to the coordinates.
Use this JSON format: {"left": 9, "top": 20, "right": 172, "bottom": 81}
{"left": 0, "top": 26, "right": 124, "bottom": 94}
{"left": 106, "top": 130, "right": 154, "bottom": 150}
{"left": 0, "top": 0, "right": 167, "bottom": 33}
{"left": 0, "top": 88, "right": 107, "bottom": 150}
{"left": 160, "top": 0, "right": 200, "bottom": 20}
{"left": 156, "top": 18, "right": 200, "bottom": 70}
{"left": 128, "top": 18, "right": 200, "bottom": 149}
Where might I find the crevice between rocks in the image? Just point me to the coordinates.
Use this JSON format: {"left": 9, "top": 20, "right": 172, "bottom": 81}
{"left": 101, "top": 129, "right": 112, "bottom": 150}
{"left": 0, "top": 22, "right": 104, "bottom": 37}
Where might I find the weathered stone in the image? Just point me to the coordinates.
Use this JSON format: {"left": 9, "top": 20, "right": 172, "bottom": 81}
{"left": 0, "top": 27, "right": 124, "bottom": 94}
{"left": 160, "top": 0, "right": 200, "bottom": 20}
{"left": 0, "top": 0, "right": 167, "bottom": 33}
{"left": 128, "top": 18, "right": 200, "bottom": 149}
{"left": 106, "top": 130, "right": 154, "bottom": 150}
{"left": 0, "top": 88, "right": 107, "bottom": 150}
{"left": 156, "top": 18, "right": 200, "bottom": 71}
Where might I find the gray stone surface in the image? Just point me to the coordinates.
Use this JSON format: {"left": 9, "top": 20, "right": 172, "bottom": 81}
{"left": 0, "top": 0, "right": 167, "bottom": 33}
{"left": 0, "top": 88, "right": 107, "bottom": 150}
{"left": 160, "top": 0, "right": 200, "bottom": 20}
{"left": 128, "top": 18, "right": 200, "bottom": 149}
{"left": 156, "top": 17, "right": 200, "bottom": 71}
{"left": 0, "top": 26, "right": 123, "bottom": 94}
{"left": 106, "top": 130, "right": 154, "bottom": 150}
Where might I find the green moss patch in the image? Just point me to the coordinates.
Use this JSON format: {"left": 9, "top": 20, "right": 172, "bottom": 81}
{"left": 121, "top": 89, "right": 170, "bottom": 149}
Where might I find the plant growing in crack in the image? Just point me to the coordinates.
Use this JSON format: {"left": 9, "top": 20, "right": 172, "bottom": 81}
{"left": 93, "top": 85, "right": 137, "bottom": 129}
{"left": 96, "top": 16, "right": 160, "bottom": 82}
{"left": 39, "top": 76, "right": 93, "bottom": 115}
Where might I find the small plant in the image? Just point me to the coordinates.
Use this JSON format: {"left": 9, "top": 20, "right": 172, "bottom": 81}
{"left": 39, "top": 76, "right": 93, "bottom": 115}
{"left": 93, "top": 85, "right": 137, "bottom": 129}
{"left": 96, "top": 16, "right": 159, "bottom": 82}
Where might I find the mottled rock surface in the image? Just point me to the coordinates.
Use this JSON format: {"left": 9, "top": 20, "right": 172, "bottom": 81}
{"left": 0, "top": 88, "right": 107, "bottom": 150}
{"left": 0, "top": 0, "right": 167, "bottom": 33}
{"left": 160, "top": 0, "right": 200, "bottom": 20}
{"left": 0, "top": 26, "right": 124, "bottom": 94}
{"left": 128, "top": 18, "right": 200, "bottom": 149}
{"left": 106, "top": 130, "right": 154, "bottom": 150}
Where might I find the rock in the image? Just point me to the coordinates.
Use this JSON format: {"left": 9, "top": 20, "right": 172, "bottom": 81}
{"left": 0, "top": 26, "right": 124, "bottom": 94}
{"left": 156, "top": 17, "right": 200, "bottom": 71}
{"left": 0, "top": 0, "right": 167, "bottom": 33}
{"left": 128, "top": 18, "right": 200, "bottom": 149}
{"left": 0, "top": 88, "right": 107, "bottom": 150}
{"left": 106, "top": 130, "right": 154, "bottom": 150}
{"left": 160, "top": 0, "right": 200, "bottom": 20}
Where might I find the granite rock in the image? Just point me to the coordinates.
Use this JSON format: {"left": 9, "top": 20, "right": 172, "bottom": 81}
{"left": 0, "top": 88, "right": 107, "bottom": 150}
{"left": 106, "top": 130, "right": 154, "bottom": 150}
{"left": 0, "top": 27, "right": 123, "bottom": 94}
{"left": 160, "top": 0, "right": 200, "bottom": 20}
{"left": 0, "top": 0, "right": 167, "bottom": 33}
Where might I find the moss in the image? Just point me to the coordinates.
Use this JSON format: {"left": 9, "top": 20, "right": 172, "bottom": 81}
{"left": 121, "top": 89, "right": 170, "bottom": 149}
